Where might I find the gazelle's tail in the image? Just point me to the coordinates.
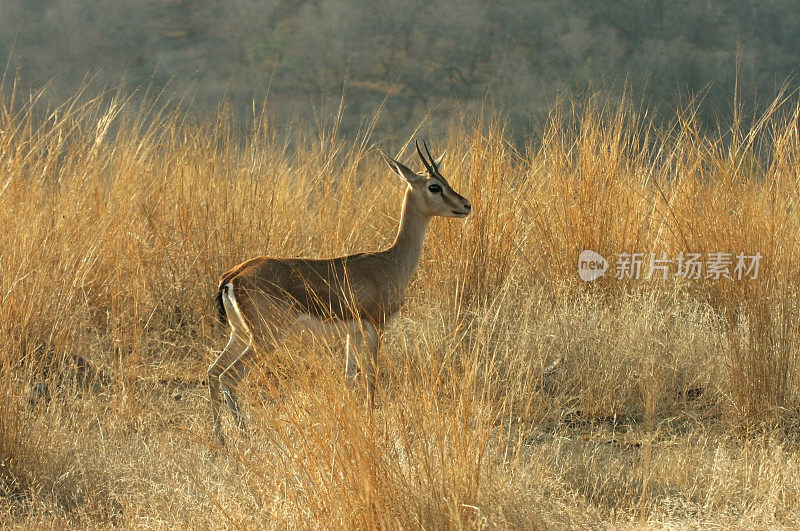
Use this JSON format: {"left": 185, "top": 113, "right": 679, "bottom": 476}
{"left": 215, "top": 286, "right": 227, "bottom": 326}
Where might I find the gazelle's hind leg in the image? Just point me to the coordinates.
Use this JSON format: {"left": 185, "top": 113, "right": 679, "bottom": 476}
{"left": 209, "top": 282, "right": 258, "bottom": 446}
{"left": 219, "top": 346, "right": 251, "bottom": 435}
{"left": 208, "top": 332, "right": 249, "bottom": 445}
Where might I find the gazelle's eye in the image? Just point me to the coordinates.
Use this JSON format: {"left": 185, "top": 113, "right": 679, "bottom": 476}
{"left": 428, "top": 183, "right": 442, "bottom": 194}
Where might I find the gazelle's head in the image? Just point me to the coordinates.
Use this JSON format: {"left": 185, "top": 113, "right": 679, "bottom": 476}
{"left": 381, "top": 140, "right": 472, "bottom": 219}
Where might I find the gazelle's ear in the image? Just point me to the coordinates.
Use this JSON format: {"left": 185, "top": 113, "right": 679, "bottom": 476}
{"left": 380, "top": 151, "right": 425, "bottom": 184}
{"left": 433, "top": 150, "right": 446, "bottom": 172}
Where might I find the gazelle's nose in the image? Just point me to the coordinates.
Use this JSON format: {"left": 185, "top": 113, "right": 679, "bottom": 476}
{"left": 463, "top": 201, "right": 472, "bottom": 212}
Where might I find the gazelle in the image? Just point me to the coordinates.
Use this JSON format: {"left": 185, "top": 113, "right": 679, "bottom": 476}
{"left": 209, "top": 141, "right": 471, "bottom": 445}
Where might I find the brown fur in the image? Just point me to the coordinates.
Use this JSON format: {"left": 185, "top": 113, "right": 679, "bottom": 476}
{"left": 218, "top": 251, "right": 404, "bottom": 331}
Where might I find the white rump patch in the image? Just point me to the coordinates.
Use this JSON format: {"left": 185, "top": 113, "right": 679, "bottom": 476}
{"left": 221, "top": 282, "right": 251, "bottom": 336}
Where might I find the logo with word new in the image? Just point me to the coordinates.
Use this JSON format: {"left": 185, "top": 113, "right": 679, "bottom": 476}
{"left": 578, "top": 250, "right": 608, "bottom": 281}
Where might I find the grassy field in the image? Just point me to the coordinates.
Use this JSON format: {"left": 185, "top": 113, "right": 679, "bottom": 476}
{"left": 1, "top": 83, "right": 800, "bottom": 528}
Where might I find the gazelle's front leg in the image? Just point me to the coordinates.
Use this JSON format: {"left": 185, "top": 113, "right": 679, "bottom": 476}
{"left": 345, "top": 321, "right": 380, "bottom": 408}
{"left": 344, "top": 334, "right": 359, "bottom": 386}
{"left": 365, "top": 328, "right": 381, "bottom": 410}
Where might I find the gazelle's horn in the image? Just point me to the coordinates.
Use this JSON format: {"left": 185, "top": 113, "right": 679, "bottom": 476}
{"left": 416, "top": 139, "right": 435, "bottom": 175}
{"left": 422, "top": 139, "right": 439, "bottom": 173}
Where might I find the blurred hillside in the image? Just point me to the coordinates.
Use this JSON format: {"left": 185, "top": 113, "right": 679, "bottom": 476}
{"left": 1, "top": 0, "right": 799, "bottom": 135}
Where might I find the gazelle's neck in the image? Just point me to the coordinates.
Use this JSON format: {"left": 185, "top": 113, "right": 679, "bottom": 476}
{"left": 384, "top": 187, "right": 430, "bottom": 288}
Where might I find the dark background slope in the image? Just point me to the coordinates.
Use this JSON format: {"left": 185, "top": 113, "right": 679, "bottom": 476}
{"left": 2, "top": 0, "right": 798, "bottom": 134}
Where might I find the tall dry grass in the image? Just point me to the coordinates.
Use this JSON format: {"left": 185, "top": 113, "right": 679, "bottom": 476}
{"left": 1, "top": 82, "right": 800, "bottom": 527}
